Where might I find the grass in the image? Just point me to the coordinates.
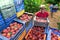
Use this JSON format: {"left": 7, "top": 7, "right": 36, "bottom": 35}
{"left": 57, "top": 23, "right": 60, "bottom": 30}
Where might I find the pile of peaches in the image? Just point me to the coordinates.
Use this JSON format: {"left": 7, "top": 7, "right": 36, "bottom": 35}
{"left": 1, "top": 22, "right": 22, "bottom": 38}
{"left": 25, "top": 26, "right": 46, "bottom": 40}
{"left": 19, "top": 14, "right": 33, "bottom": 22}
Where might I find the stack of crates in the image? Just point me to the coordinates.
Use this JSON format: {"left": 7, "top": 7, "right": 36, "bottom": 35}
{"left": 14, "top": 12, "right": 34, "bottom": 33}
{"left": 14, "top": 0, "right": 24, "bottom": 12}
{"left": 0, "top": 0, "right": 16, "bottom": 25}
{"left": 0, "top": 0, "right": 25, "bottom": 40}
{"left": 0, "top": 14, "right": 6, "bottom": 31}
{"left": 47, "top": 27, "right": 60, "bottom": 40}
{"left": 0, "top": 20, "right": 25, "bottom": 40}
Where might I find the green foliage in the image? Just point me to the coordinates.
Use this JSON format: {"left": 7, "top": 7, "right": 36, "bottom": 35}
{"left": 57, "top": 23, "right": 60, "bottom": 30}
{"left": 45, "top": 0, "right": 56, "bottom": 4}
{"left": 24, "top": 0, "right": 43, "bottom": 13}
{"left": 24, "top": 0, "right": 50, "bottom": 13}
{"left": 45, "top": 0, "right": 60, "bottom": 4}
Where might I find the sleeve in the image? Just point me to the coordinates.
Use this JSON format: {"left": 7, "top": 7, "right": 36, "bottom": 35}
{"left": 46, "top": 12, "right": 49, "bottom": 17}
{"left": 35, "top": 12, "right": 40, "bottom": 16}
{"left": 47, "top": 12, "right": 49, "bottom": 17}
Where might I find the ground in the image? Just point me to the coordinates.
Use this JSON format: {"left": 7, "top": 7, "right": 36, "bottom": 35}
{"left": 48, "top": 11, "right": 60, "bottom": 29}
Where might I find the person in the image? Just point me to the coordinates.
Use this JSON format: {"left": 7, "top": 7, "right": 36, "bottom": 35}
{"left": 35, "top": 5, "right": 49, "bottom": 20}
{"left": 53, "top": 4, "right": 58, "bottom": 12}
{"left": 34, "top": 5, "right": 49, "bottom": 32}
{"left": 50, "top": 4, "right": 54, "bottom": 18}
{"left": 50, "top": 4, "right": 58, "bottom": 18}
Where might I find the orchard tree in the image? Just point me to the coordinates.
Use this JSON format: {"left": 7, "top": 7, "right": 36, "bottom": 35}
{"left": 45, "top": 0, "right": 60, "bottom": 4}
{"left": 24, "top": 0, "right": 43, "bottom": 13}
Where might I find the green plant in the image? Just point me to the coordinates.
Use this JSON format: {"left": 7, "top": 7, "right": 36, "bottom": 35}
{"left": 24, "top": 0, "right": 43, "bottom": 13}
{"left": 24, "top": 0, "right": 50, "bottom": 13}
{"left": 45, "top": 0, "right": 55, "bottom": 4}
{"left": 57, "top": 23, "right": 60, "bottom": 30}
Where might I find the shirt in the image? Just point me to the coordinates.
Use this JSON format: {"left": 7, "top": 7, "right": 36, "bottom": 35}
{"left": 36, "top": 11, "right": 49, "bottom": 18}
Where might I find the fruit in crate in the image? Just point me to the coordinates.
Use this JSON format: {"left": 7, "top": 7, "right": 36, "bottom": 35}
{"left": 1, "top": 22, "right": 22, "bottom": 38}
{"left": 50, "top": 28, "right": 60, "bottom": 33}
{"left": 51, "top": 32, "right": 58, "bottom": 40}
{"left": 19, "top": 14, "right": 32, "bottom": 22}
{"left": 25, "top": 26, "right": 46, "bottom": 40}
{"left": 53, "top": 29, "right": 60, "bottom": 33}
{"left": 2, "top": 33, "right": 7, "bottom": 37}
{"left": 36, "top": 17, "right": 47, "bottom": 22}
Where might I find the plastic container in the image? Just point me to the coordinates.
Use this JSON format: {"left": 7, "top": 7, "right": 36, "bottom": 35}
{"left": 0, "top": 13, "right": 5, "bottom": 32}
{"left": 14, "top": 18, "right": 34, "bottom": 33}
{"left": 0, "top": 0, "right": 14, "bottom": 9}
{"left": 0, "top": 14, "right": 5, "bottom": 25}
{"left": 25, "top": 26, "right": 46, "bottom": 40}
{"left": 15, "top": 3, "right": 24, "bottom": 12}
{"left": 47, "top": 29, "right": 51, "bottom": 40}
{"left": 0, "top": 24, "right": 6, "bottom": 32}
{"left": 14, "top": 12, "right": 34, "bottom": 28}
{"left": 0, "top": 20, "right": 25, "bottom": 40}
{"left": 25, "top": 19, "right": 34, "bottom": 33}
{"left": 14, "top": 29, "right": 26, "bottom": 40}
{"left": 34, "top": 21, "right": 48, "bottom": 27}
{"left": 50, "top": 27, "right": 60, "bottom": 36}
{"left": 17, "top": 29, "right": 26, "bottom": 40}
{"left": 0, "top": 20, "right": 5, "bottom": 25}
{"left": 14, "top": 0, "right": 24, "bottom": 12}
{"left": 14, "top": 0, "right": 24, "bottom": 6}
{"left": 5, "top": 14, "right": 17, "bottom": 23}
{"left": 1, "top": 5, "right": 16, "bottom": 20}
{"left": 0, "top": 14, "right": 6, "bottom": 31}
{"left": 34, "top": 16, "right": 49, "bottom": 27}
{"left": 47, "top": 28, "right": 60, "bottom": 40}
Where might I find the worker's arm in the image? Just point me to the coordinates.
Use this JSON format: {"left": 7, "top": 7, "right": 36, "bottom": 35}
{"left": 47, "top": 18, "right": 50, "bottom": 23}
{"left": 35, "top": 11, "right": 40, "bottom": 15}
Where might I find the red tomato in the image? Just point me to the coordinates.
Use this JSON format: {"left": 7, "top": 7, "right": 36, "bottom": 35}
{"left": 25, "top": 14, "right": 28, "bottom": 17}
{"left": 22, "top": 14, "right": 26, "bottom": 17}
{"left": 19, "top": 24, "right": 22, "bottom": 27}
{"left": 6, "top": 33, "right": 11, "bottom": 38}
{"left": 11, "top": 29, "right": 15, "bottom": 32}
{"left": 14, "top": 28, "right": 18, "bottom": 31}
{"left": 2, "top": 33, "right": 7, "bottom": 37}
{"left": 20, "top": 24, "right": 22, "bottom": 26}
{"left": 11, "top": 35, "right": 14, "bottom": 37}
{"left": 10, "top": 26, "right": 14, "bottom": 29}
{"left": 39, "top": 38, "right": 42, "bottom": 40}
{"left": 32, "top": 37, "right": 35, "bottom": 40}
{"left": 3, "top": 29, "right": 8, "bottom": 33}
{"left": 24, "top": 16, "right": 28, "bottom": 19}
{"left": 13, "top": 22, "right": 17, "bottom": 25}
{"left": 17, "top": 24, "right": 21, "bottom": 28}
{"left": 12, "top": 32, "right": 16, "bottom": 35}
{"left": 18, "top": 26, "right": 20, "bottom": 28}
{"left": 17, "top": 24, "right": 20, "bottom": 26}
{"left": 51, "top": 38, "right": 56, "bottom": 40}
{"left": 10, "top": 24, "right": 13, "bottom": 26}
{"left": 7, "top": 27, "right": 10, "bottom": 32}
{"left": 20, "top": 17, "right": 23, "bottom": 20}
{"left": 7, "top": 27, "right": 10, "bottom": 29}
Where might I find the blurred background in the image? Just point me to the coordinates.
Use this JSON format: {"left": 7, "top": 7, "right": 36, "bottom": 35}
{"left": 24, "top": 0, "right": 60, "bottom": 29}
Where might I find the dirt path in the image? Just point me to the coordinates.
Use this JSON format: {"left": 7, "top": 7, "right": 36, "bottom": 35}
{"left": 48, "top": 11, "right": 60, "bottom": 29}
